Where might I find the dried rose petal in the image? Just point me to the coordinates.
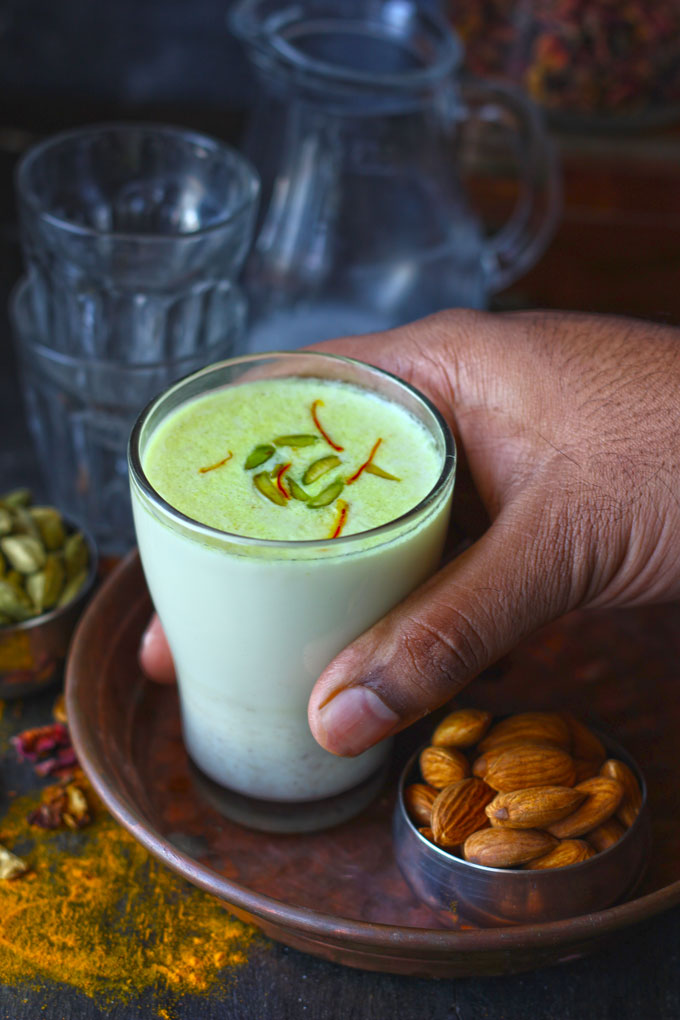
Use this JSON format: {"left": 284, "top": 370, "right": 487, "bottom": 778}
{"left": 34, "top": 747, "right": 78, "bottom": 778}
{"left": 11, "top": 723, "right": 70, "bottom": 762}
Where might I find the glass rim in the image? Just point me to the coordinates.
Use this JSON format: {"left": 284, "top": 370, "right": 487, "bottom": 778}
{"left": 15, "top": 121, "right": 261, "bottom": 244}
{"left": 229, "top": 4, "right": 462, "bottom": 92}
{"left": 9, "top": 277, "right": 246, "bottom": 372}
{"left": 128, "top": 350, "right": 456, "bottom": 552}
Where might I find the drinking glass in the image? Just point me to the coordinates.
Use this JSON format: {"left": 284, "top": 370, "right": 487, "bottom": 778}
{"left": 15, "top": 123, "right": 259, "bottom": 362}
{"left": 12, "top": 278, "right": 246, "bottom": 555}
{"left": 129, "top": 351, "right": 456, "bottom": 831}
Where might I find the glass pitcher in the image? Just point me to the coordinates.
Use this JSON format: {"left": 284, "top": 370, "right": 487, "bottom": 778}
{"left": 230, "top": 0, "right": 561, "bottom": 352}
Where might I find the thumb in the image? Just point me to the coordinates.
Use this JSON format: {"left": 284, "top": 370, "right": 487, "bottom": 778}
{"left": 308, "top": 498, "right": 572, "bottom": 756}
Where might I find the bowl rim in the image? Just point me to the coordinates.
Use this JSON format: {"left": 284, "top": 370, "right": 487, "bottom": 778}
{"left": 396, "top": 732, "right": 649, "bottom": 877}
{"left": 0, "top": 510, "right": 98, "bottom": 633}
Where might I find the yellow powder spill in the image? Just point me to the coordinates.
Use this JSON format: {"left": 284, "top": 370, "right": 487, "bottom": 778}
{"left": 0, "top": 790, "right": 256, "bottom": 1003}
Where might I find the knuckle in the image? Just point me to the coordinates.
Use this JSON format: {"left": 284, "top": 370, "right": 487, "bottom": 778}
{"left": 394, "top": 608, "right": 489, "bottom": 714}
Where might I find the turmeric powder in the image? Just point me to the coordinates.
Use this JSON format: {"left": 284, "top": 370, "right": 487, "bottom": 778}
{"left": 0, "top": 787, "right": 257, "bottom": 1003}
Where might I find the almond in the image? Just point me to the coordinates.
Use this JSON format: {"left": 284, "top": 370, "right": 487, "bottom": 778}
{"left": 432, "top": 708, "right": 492, "bottom": 748}
{"left": 472, "top": 741, "right": 560, "bottom": 779}
{"left": 431, "top": 778, "right": 495, "bottom": 848}
{"left": 560, "top": 713, "right": 606, "bottom": 762}
{"left": 600, "top": 759, "right": 642, "bottom": 827}
{"left": 547, "top": 775, "right": 624, "bottom": 838}
{"left": 525, "top": 839, "right": 595, "bottom": 870}
{"left": 418, "top": 826, "right": 435, "bottom": 842}
{"left": 588, "top": 817, "right": 627, "bottom": 852}
{"left": 403, "top": 783, "right": 438, "bottom": 826}
{"left": 485, "top": 785, "right": 587, "bottom": 829}
{"left": 484, "top": 744, "right": 576, "bottom": 792}
{"left": 463, "top": 827, "right": 557, "bottom": 868}
{"left": 478, "top": 712, "right": 571, "bottom": 753}
{"left": 419, "top": 746, "right": 469, "bottom": 789}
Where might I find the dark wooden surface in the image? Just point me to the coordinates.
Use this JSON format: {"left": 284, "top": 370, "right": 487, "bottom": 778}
{"left": 3, "top": 123, "right": 680, "bottom": 1016}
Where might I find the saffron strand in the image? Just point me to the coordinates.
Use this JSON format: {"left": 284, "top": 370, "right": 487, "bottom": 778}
{"left": 311, "top": 400, "right": 344, "bottom": 451}
{"left": 346, "top": 438, "right": 382, "bottom": 485}
{"left": 198, "top": 451, "right": 233, "bottom": 474}
{"left": 276, "top": 462, "right": 292, "bottom": 499}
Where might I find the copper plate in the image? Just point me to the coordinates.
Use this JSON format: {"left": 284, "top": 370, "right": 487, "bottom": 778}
{"left": 66, "top": 551, "right": 680, "bottom": 978}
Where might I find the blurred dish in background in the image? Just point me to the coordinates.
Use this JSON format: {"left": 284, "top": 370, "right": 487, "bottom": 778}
{"left": 450, "top": 0, "right": 680, "bottom": 130}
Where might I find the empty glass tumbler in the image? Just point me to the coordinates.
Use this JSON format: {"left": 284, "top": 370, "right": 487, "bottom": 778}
{"left": 13, "top": 124, "right": 259, "bottom": 552}
{"left": 15, "top": 123, "right": 259, "bottom": 362}
{"left": 11, "top": 277, "right": 247, "bottom": 555}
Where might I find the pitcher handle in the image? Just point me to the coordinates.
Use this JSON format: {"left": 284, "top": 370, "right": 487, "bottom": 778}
{"left": 458, "top": 77, "right": 562, "bottom": 294}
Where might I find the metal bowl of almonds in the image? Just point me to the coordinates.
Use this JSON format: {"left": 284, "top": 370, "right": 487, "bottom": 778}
{"left": 393, "top": 708, "right": 651, "bottom": 926}
{"left": 0, "top": 489, "right": 98, "bottom": 699}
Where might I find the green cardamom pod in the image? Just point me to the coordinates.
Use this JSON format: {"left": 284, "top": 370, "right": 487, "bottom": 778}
{"left": 29, "top": 507, "right": 66, "bottom": 551}
{"left": 10, "top": 505, "right": 41, "bottom": 541}
{"left": 1, "top": 535, "right": 46, "bottom": 574}
{"left": 64, "top": 532, "right": 88, "bottom": 579}
{"left": 0, "top": 509, "right": 12, "bottom": 536}
{"left": 0, "top": 488, "right": 31, "bottom": 509}
{"left": 303, "top": 456, "right": 342, "bottom": 485}
{"left": 26, "top": 555, "right": 66, "bottom": 613}
{"left": 0, "top": 579, "right": 33, "bottom": 621}
{"left": 57, "top": 568, "right": 89, "bottom": 608}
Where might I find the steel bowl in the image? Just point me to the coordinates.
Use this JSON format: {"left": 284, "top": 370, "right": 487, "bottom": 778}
{"left": 393, "top": 734, "right": 651, "bottom": 926}
{"left": 0, "top": 518, "right": 98, "bottom": 699}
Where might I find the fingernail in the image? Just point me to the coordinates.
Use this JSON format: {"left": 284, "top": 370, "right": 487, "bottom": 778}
{"left": 315, "top": 686, "right": 399, "bottom": 757}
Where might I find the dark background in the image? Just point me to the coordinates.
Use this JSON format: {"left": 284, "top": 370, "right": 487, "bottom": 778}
{"left": 2, "top": 1, "right": 680, "bottom": 1016}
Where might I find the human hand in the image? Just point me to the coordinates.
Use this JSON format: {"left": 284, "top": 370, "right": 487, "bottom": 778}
{"left": 140, "top": 309, "right": 680, "bottom": 756}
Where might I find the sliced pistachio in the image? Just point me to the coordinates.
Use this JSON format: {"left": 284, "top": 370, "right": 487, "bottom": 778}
{"left": 365, "top": 463, "right": 401, "bottom": 482}
{"left": 253, "top": 472, "right": 288, "bottom": 507}
{"left": 0, "top": 488, "right": 31, "bottom": 509}
{"left": 244, "top": 444, "right": 275, "bottom": 470}
{"left": 29, "top": 507, "right": 66, "bottom": 551}
{"left": 57, "top": 568, "right": 89, "bottom": 608}
{"left": 273, "top": 434, "right": 318, "bottom": 448}
{"left": 303, "top": 455, "right": 342, "bottom": 486}
{"left": 26, "top": 555, "right": 65, "bottom": 613}
{"left": 0, "top": 579, "right": 33, "bottom": 621}
{"left": 1, "top": 535, "right": 46, "bottom": 575}
{"left": 287, "top": 477, "right": 310, "bottom": 502}
{"left": 307, "top": 479, "right": 345, "bottom": 509}
{"left": 63, "top": 532, "right": 88, "bottom": 579}
{"left": 0, "top": 509, "right": 12, "bottom": 536}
